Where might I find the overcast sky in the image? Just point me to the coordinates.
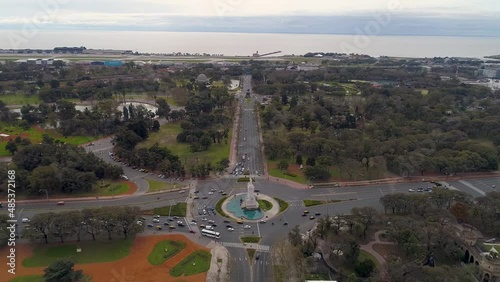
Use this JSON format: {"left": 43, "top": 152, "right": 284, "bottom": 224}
{"left": 0, "top": 0, "right": 499, "bottom": 35}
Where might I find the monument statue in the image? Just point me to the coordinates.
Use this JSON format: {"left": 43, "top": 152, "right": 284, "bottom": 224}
{"left": 241, "top": 177, "right": 259, "bottom": 210}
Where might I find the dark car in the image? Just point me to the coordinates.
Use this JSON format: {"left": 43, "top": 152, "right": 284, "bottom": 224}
{"left": 315, "top": 212, "right": 321, "bottom": 216}
{"left": 147, "top": 223, "right": 154, "bottom": 227}
{"left": 223, "top": 220, "right": 230, "bottom": 223}
{"left": 226, "top": 225, "right": 233, "bottom": 228}
{"left": 283, "top": 222, "right": 288, "bottom": 225}
{"left": 255, "top": 254, "right": 260, "bottom": 260}
{"left": 302, "top": 213, "right": 307, "bottom": 217}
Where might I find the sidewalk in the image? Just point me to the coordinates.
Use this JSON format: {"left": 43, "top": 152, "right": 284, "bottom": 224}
{"left": 229, "top": 102, "right": 241, "bottom": 169}
{"left": 206, "top": 241, "right": 230, "bottom": 282}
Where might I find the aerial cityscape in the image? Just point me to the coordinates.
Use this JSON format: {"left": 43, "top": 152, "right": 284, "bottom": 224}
{"left": 0, "top": 1, "right": 500, "bottom": 282}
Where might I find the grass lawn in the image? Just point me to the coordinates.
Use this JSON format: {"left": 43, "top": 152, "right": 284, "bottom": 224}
{"left": 145, "top": 179, "right": 177, "bottom": 193}
{"left": 241, "top": 236, "right": 261, "bottom": 244}
{"left": 0, "top": 123, "right": 97, "bottom": 156}
{"left": 87, "top": 180, "right": 130, "bottom": 196}
{"left": 246, "top": 249, "right": 255, "bottom": 260}
{"left": 152, "top": 203, "right": 187, "bottom": 217}
{"left": 148, "top": 240, "right": 186, "bottom": 265}
{"left": 359, "top": 250, "right": 380, "bottom": 268}
{"left": 273, "top": 197, "right": 289, "bottom": 213}
{"left": 138, "top": 121, "right": 231, "bottom": 165}
{"left": 303, "top": 200, "right": 323, "bottom": 207}
{"left": 0, "top": 94, "right": 41, "bottom": 105}
{"left": 10, "top": 275, "right": 45, "bottom": 282}
{"left": 22, "top": 239, "right": 133, "bottom": 267}
{"left": 257, "top": 199, "right": 273, "bottom": 211}
{"left": 169, "top": 250, "right": 212, "bottom": 277}
{"left": 268, "top": 160, "right": 308, "bottom": 184}
{"left": 215, "top": 196, "right": 229, "bottom": 218}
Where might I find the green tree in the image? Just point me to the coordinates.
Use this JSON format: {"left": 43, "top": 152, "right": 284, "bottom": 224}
{"left": 355, "top": 259, "right": 375, "bottom": 277}
{"left": 278, "top": 160, "right": 289, "bottom": 171}
{"left": 5, "top": 140, "right": 17, "bottom": 155}
{"left": 43, "top": 259, "right": 84, "bottom": 282}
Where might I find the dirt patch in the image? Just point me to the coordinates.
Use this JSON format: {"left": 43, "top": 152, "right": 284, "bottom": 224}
{"left": 287, "top": 164, "right": 304, "bottom": 177}
{"left": 121, "top": 180, "right": 137, "bottom": 195}
{"left": 1, "top": 234, "right": 208, "bottom": 282}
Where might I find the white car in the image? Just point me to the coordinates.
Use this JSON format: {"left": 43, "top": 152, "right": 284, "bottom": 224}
{"left": 244, "top": 225, "right": 251, "bottom": 229}
{"left": 154, "top": 215, "right": 160, "bottom": 218}
{"left": 190, "top": 222, "right": 197, "bottom": 225}
{"left": 208, "top": 220, "right": 215, "bottom": 224}
{"left": 22, "top": 218, "right": 30, "bottom": 223}
{"left": 259, "top": 220, "right": 266, "bottom": 223}
{"left": 208, "top": 191, "right": 214, "bottom": 195}
{"left": 153, "top": 219, "right": 160, "bottom": 223}
{"left": 201, "top": 217, "right": 207, "bottom": 221}
{"left": 227, "top": 227, "right": 234, "bottom": 232}
{"left": 408, "top": 188, "right": 415, "bottom": 192}
{"left": 205, "top": 226, "right": 214, "bottom": 230}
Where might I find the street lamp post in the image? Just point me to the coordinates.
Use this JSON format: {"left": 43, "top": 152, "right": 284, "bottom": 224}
{"left": 38, "top": 189, "right": 48, "bottom": 202}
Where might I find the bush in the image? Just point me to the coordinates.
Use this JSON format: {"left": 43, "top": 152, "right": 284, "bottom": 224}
{"left": 241, "top": 236, "right": 261, "bottom": 244}
{"left": 237, "top": 177, "right": 255, "bottom": 182}
{"left": 304, "top": 166, "right": 331, "bottom": 181}
{"left": 355, "top": 259, "right": 375, "bottom": 277}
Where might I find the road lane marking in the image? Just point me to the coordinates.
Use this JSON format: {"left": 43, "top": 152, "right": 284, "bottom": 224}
{"left": 458, "top": 180, "right": 486, "bottom": 196}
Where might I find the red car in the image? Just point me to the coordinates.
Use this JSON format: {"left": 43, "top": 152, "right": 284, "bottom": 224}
{"left": 57, "top": 201, "right": 65, "bottom": 206}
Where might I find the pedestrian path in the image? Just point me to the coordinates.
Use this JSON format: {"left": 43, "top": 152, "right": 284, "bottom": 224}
{"left": 220, "top": 241, "right": 270, "bottom": 252}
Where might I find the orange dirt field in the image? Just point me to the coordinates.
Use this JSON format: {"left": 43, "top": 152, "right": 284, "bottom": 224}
{"left": 0, "top": 234, "right": 208, "bottom": 282}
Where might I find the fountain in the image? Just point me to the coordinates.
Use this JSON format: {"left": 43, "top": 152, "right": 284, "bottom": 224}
{"left": 225, "top": 177, "right": 264, "bottom": 220}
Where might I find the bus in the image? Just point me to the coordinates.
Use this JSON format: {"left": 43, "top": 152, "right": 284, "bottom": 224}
{"left": 201, "top": 229, "right": 220, "bottom": 239}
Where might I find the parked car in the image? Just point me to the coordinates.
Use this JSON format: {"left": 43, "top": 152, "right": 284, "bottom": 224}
{"left": 153, "top": 219, "right": 160, "bottom": 223}
{"left": 227, "top": 227, "right": 234, "bottom": 232}
{"left": 244, "top": 225, "right": 251, "bottom": 229}
{"left": 57, "top": 201, "right": 65, "bottom": 206}
{"left": 21, "top": 218, "right": 30, "bottom": 223}
{"left": 408, "top": 188, "right": 415, "bottom": 192}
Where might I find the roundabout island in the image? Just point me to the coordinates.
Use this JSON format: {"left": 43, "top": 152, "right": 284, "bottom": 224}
{"left": 220, "top": 178, "right": 280, "bottom": 222}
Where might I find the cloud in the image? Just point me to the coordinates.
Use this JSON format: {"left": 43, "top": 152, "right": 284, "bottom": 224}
{"left": 0, "top": 0, "right": 499, "bottom": 17}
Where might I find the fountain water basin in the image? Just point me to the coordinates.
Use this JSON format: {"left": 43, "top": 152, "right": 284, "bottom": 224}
{"left": 226, "top": 194, "right": 264, "bottom": 220}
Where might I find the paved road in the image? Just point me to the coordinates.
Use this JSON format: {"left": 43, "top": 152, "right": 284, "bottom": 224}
{"left": 231, "top": 75, "right": 264, "bottom": 176}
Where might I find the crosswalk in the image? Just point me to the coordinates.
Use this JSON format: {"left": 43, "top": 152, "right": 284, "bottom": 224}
{"left": 220, "top": 241, "right": 270, "bottom": 252}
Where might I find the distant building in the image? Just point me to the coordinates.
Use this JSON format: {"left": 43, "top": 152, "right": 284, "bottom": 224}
{"left": 482, "top": 69, "right": 500, "bottom": 79}
{"left": 83, "top": 49, "right": 133, "bottom": 55}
